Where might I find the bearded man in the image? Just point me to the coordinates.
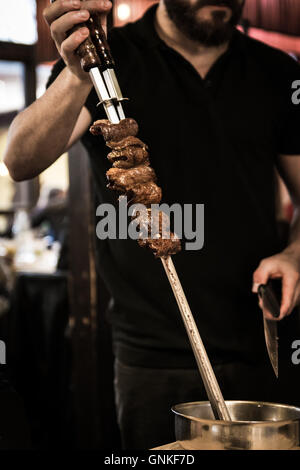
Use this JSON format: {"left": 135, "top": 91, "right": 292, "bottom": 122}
{"left": 4, "top": 0, "right": 300, "bottom": 449}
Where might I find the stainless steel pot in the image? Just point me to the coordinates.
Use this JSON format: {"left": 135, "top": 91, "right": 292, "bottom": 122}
{"left": 172, "top": 401, "right": 300, "bottom": 450}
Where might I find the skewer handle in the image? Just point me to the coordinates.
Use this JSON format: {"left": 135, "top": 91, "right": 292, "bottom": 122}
{"left": 50, "top": 0, "right": 112, "bottom": 72}
{"left": 87, "top": 15, "right": 115, "bottom": 70}
{"left": 74, "top": 27, "right": 102, "bottom": 72}
{"left": 161, "top": 256, "right": 231, "bottom": 421}
{"left": 49, "top": 0, "right": 230, "bottom": 422}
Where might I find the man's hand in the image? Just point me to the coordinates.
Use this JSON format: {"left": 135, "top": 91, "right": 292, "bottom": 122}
{"left": 43, "top": 0, "right": 112, "bottom": 81}
{"left": 252, "top": 249, "right": 300, "bottom": 320}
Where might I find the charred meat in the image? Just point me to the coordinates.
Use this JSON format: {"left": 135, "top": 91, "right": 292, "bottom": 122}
{"left": 138, "top": 234, "right": 181, "bottom": 258}
{"left": 107, "top": 166, "right": 156, "bottom": 192}
{"left": 90, "top": 118, "right": 181, "bottom": 258}
{"left": 127, "top": 182, "right": 162, "bottom": 205}
{"left": 90, "top": 118, "right": 138, "bottom": 141}
{"left": 107, "top": 137, "right": 149, "bottom": 168}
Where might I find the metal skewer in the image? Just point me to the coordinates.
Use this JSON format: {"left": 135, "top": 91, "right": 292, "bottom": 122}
{"left": 95, "top": 82, "right": 231, "bottom": 420}
{"left": 96, "top": 62, "right": 232, "bottom": 422}
{"left": 89, "top": 68, "right": 120, "bottom": 123}
{"left": 50, "top": 0, "right": 231, "bottom": 421}
{"left": 161, "top": 257, "right": 231, "bottom": 421}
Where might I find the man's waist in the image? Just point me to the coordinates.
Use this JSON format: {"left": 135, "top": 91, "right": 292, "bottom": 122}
{"left": 112, "top": 339, "right": 261, "bottom": 370}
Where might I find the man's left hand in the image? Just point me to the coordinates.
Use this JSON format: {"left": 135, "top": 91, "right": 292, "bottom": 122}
{"left": 252, "top": 249, "right": 300, "bottom": 320}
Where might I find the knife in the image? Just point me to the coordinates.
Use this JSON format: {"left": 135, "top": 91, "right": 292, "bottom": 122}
{"left": 258, "top": 280, "right": 281, "bottom": 378}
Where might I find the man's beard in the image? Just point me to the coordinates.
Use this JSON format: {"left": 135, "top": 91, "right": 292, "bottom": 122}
{"left": 164, "top": 0, "right": 245, "bottom": 46}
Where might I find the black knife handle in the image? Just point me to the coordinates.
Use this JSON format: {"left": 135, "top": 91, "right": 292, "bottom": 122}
{"left": 258, "top": 280, "right": 281, "bottom": 318}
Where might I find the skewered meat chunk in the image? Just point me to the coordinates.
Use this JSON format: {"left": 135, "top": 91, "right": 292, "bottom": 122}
{"left": 107, "top": 166, "right": 156, "bottom": 192}
{"left": 90, "top": 118, "right": 138, "bottom": 141}
{"left": 107, "top": 136, "right": 146, "bottom": 150}
{"left": 107, "top": 136, "right": 149, "bottom": 168}
{"left": 133, "top": 208, "right": 180, "bottom": 257}
{"left": 90, "top": 117, "right": 182, "bottom": 258}
{"left": 128, "top": 182, "right": 162, "bottom": 205}
{"left": 108, "top": 148, "right": 149, "bottom": 169}
{"left": 133, "top": 208, "right": 171, "bottom": 237}
{"left": 138, "top": 234, "right": 181, "bottom": 259}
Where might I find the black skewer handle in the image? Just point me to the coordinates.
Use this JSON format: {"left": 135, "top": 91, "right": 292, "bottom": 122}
{"left": 71, "top": 22, "right": 102, "bottom": 72}
{"left": 87, "top": 14, "right": 115, "bottom": 70}
{"left": 51, "top": 0, "right": 105, "bottom": 72}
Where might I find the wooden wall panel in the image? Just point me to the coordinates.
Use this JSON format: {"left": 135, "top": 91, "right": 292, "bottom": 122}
{"left": 244, "top": 0, "right": 300, "bottom": 36}
{"left": 36, "top": 0, "right": 59, "bottom": 63}
{"left": 112, "top": 0, "right": 300, "bottom": 36}
{"left": 68, "top": 141, "right": 119, "bottom": 448}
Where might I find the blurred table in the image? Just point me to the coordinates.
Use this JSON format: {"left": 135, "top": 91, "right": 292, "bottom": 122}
{"left": 8, "top": 270, "right": 73, "bottom": 449}
{"left": 0, "top": 236, "right": 60, "bottom": 275}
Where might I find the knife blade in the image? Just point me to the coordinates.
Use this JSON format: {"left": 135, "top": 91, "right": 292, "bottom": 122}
{"left": 258, "top": 280, "right": 281, "bottom": 378}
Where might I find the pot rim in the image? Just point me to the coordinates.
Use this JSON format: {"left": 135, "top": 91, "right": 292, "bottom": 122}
{"left": 171, "top": 400, "right": 300, "bottom": 426}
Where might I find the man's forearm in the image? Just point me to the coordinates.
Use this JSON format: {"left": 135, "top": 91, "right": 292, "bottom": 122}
{"left": 4, "top": 67, "right": 92, "bottom": 181}
{"left": 284, "top": 206, "right": 300, "bottom": 258}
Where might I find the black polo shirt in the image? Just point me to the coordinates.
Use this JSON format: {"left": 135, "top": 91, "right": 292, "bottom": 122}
{"left": 48, "top": 5, "right": 300, "bottom": 368}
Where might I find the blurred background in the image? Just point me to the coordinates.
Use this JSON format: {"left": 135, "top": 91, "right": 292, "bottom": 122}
{"left": 0, "top": 0, "right": 299, "bottom": 450}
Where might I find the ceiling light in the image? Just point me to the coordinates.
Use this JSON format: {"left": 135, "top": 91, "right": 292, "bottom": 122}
{"left": 0, "top": 162, "right": 9, "bottom": 177}
{"left": 117, "top": 3, "right": 131, "bottom": 22}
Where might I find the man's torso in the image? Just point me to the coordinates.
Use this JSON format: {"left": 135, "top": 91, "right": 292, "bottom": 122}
{"left": 79, "top": 6, "right": 300, "bottom": 368}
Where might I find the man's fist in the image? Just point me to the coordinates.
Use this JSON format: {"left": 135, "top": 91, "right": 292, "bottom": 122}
{"left": 43, "top": 0, "right": 112, "bottom": 81}
{"left": 252, "top": 249, "right": 300, "bottom": 320}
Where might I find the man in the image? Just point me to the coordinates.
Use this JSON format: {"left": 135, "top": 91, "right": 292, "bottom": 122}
{"left": 4, "top": 0, "right": 300, "bottom": 449}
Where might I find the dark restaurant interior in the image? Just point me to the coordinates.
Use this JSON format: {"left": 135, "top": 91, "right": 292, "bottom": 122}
{"left": 0, "top": 0, "right": 300, "bottom": 452}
